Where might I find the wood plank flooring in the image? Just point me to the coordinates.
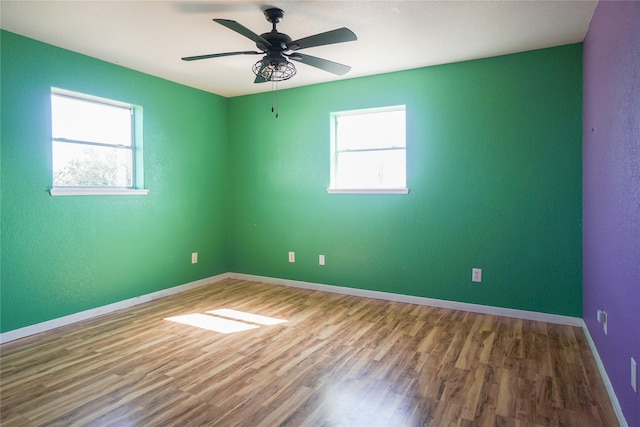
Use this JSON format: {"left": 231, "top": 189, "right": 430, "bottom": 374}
{"left": 0, "top": 279, "right": 618, "bottom": 426}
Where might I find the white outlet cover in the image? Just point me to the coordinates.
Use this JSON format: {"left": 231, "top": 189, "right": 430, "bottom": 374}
{"left": 288, "top": 252, "right": 295, "bottom": 263}
{"left": 191, "top": 252, "right": 198, "bottom": 264}
{"left": 319, "top": 255, "right": 325, "bottom": 266}
{"left": 472, "top": 268, "right": 482, "bottom": 283}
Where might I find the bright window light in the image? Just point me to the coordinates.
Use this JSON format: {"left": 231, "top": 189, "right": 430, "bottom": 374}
{"left": 330, "top": 106, "right": 407, "bottom": 192}
{"left": 51, "top": 89, "right": 139, "bottom": 188}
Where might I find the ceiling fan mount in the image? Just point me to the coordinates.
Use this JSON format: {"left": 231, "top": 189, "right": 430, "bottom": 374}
{"left": 182, "top": 7, "right": 357, "bottom": 83}
{"left": 263, "top": 7, "right": 284, "bottom": 24}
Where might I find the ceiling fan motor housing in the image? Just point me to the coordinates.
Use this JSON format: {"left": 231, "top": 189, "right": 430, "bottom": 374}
{"left": 258, "top": 8, "right": 292, "bottom": 53}
{"left": 259, "top": 30, "right": 292, "bottom": 53}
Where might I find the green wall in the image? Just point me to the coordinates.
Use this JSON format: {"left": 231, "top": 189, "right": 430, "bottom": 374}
{"left": 1, "top": 31, "right": 229, "bottom": 332}
{"left": 1, "top": 30, "right": 583, "bottom": 334}
{"left": 228, "top": 44, "right": 583, "bottom": 316}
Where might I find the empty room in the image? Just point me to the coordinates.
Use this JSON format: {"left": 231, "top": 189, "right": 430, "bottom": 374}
{"left": 1, "top": 1, "right": 638, "bottom": 426}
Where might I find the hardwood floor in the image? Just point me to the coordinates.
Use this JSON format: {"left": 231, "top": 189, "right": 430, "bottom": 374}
{"left": 1, "top": 279, "right": 618, "bottom": 426}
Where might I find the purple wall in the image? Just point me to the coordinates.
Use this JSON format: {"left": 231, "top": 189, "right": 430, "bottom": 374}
{"left": 583, "top": 1, "right": 640, "bottom": 425}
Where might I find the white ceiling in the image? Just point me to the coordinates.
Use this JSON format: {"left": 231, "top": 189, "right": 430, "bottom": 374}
{"left": 1, "top": 1, "right": 597, "bottom": 98}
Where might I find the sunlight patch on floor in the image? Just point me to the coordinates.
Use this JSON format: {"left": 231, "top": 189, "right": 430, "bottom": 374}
{"left": 165, "top": 313, "right": 259, "bottom": 334}
{"left": 165, "top": 309, "right": 287, "bottom": 334}
{"left": 207, "top": 308, "right": 287, "bottom": 326}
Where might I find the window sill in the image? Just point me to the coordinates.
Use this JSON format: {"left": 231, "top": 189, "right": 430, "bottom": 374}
{"left": 49, "top": 188, "right": 149, "bottom": 196}
{"left": 327, "top": 188, "right": 409, "bottom": 195}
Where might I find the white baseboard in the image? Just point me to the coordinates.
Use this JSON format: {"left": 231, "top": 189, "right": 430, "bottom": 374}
{"left": 0, "top": 273, "right": 230, "bottom": 344}
{"left": 229, "top": 273, "right": 583, "bottom": 327}
{"left": 581, "top": 320, "right": 629, "bottom": 427}
{"left": 0, "top": 272, "right": 583, "bottom": 343}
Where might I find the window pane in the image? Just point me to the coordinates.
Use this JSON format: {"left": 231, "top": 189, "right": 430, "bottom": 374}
{"left": 53, "top": 142, "right": 132, "bottom": 187}
{"left": 336, "top": 149, "right": 406, "bottom": 189}
{"left": 336, "top": 109, "right": 405, "bottom": 151}
{"left": 52, "top": 94, "right": 132, "bottom": 146}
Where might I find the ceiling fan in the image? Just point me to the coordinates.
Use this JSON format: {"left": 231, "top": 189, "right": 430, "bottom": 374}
{"left": 182, "top": 7, "right": 357, "bottom": 83}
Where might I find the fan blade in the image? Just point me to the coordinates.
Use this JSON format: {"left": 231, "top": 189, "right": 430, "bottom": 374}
{"left": 182, "top": 51, "right": 261, "bottom": 61}
{"left": 213, "top": 18, "right": 272, "bottom": 50}
{"left": 287, "top": 53, "right": 351, "bottom": 76}
{"left": 287, "top": 27, "right": 356, "bottom": 51}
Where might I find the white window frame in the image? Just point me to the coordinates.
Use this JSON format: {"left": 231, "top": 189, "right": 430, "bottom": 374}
{"left": 328, "top": 105, "right": 408, "bottom": 195}
{"left": 49, "top": 88, "right": 147, "bottom": 196}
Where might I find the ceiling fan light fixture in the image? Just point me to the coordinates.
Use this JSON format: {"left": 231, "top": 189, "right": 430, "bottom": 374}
{"left": 252, "top": 58, "right": 296, "bottom": 82}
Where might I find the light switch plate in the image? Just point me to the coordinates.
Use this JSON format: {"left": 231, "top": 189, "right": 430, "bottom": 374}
{"left": 472, "top": 268, "right": 482, "bottom": 283}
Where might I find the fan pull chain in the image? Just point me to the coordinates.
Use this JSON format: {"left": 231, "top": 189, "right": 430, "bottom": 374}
{"left": 275, "top": 82, "right": 279, "bottom": 119}
{"left": 270, "top": 81, "right": 280, "bottom": 119}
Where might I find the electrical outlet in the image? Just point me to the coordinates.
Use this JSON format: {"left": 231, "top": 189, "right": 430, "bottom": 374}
{"left": 472, "top": 268, "right": 482, "bottom": 283}
{"left": 319, "top": 254, "right": 325, "bottom": 266}
{"left": 597, "top": 310, "right": 608, "bottom": 335}
{"left": 288, "top": 251, "right": 295, "bottom": 263}
{"left": 191, "top": 252, "right": 198, "bottom": 264}
{"left": 632, "top": 357, "right": 637, "bottom": 393}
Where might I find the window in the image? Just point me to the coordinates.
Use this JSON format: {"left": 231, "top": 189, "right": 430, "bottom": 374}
{"left": 50, "top": 89, "right": 147, "bottom": 196}
{"left": 329, "top": 105, "right": 408, "bottom": 194}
